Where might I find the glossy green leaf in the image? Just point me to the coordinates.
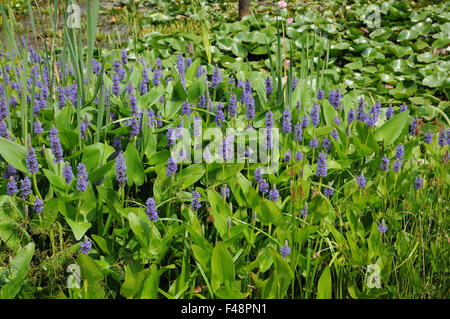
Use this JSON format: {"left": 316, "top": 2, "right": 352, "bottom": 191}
{"left": 257, "top": 199, "right": 283, "bottom": 226}
{"left": 65, "top": 218, "right": 92, "bottom": 241}
{"left": 211, "top": 242, "right": 235, "bottom": 291}
{"left": 0, "top": 242, "right": 35, "bottom": 299}
{"left": 125, "top": 143, "right": 145, "bottom": 186}
{"left": 317, "top": 266, "right": 332, "bottom": 299}
{"left": 373, "top": 110, "right": 409, "bottom": 145}
{"left": 0, "top": 137, "right": 27, "bottom": 173}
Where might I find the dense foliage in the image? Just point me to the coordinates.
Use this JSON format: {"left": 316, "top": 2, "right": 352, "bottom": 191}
{"left": 0, "top": 0, "right": 448, "bottom": 299}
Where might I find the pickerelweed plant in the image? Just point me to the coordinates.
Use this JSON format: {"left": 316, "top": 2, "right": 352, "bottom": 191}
{"left": 0, "top": 0, "right": 448, "bottom": 300}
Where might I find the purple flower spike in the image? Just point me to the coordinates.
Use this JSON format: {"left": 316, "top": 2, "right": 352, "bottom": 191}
{"left": 438, "top": 130, "right": 445, "bottom": 146}
{"left": 198, "top": 94, "right": 206, "bottom": 109}
{"left": 260, "top": 179, "right": 269, "bottom": 194}
{"left": 181, "top": 100, "right": 191, "bottom": 117}
{"left": 380, "top": 155, "right": 390, "bottom": 171}
{"left": 310, "top": 137, "right": 319, "bottom": 149}
{"left": 317, "top": 89, "right": 324, "bottom": 100}
{"left": 125, "top": 84, "right": 134, "bottom": 95}
{"left": 310, "top": 103, "right": 320, "bottom": 127}
{"left": 266, "top": 111, "right": 274, "bottom": 149}
{"left": 49, "top": 125, "right": 64, "bottom": 163}
{"left": 34, "top": 119, "right": 44, "bottom": 134}
{"left": 139, "top": 70, "right": 149, "bottom": 95}
{"left": 347, "top": 108, "right": 356, "bottom": 124}
{"left": 395, "top": 144, "right": 404, "bottom": 161}
{"left": 331, "top": 129, "right": 339, "bottom": 141}
{"left": 146, "top": 197, "right": 158, "bottom": 221}
{"left": 413, "top": 175, "right": 423, "bottom": 190}
{"left": 203, "top": 147, "right": 212, "bottom": 163}
{"left": 153, "top": 67, "right": 162, "bottom": 87}
{"left": 3, "top": 164, "right": 16, "bottom": 180}
{"left": 357, "top": 172, "right": 366, "bottom": 188}
{"left": 356, "top": 97, "right": 367, "bottom": 122}
{"left": 129, "top": 93, "right": 138, "bottom": 115}
{"left": 80, "top": 118, "right": 90, "bottom": 140}
{"left": 76, "top": 163, "right": 88, "bottom": 192}
{"left": 167, "top": 157, "right": 177, "bottom": 177}
{"left": 194, "top": 115, "right": 202, "bottom": 137}
{"left": 177, "top": 55, "right": 185, "bottom": 76}
{"left": 393, "top": 159, "right": 402, "bottom": 173}
{"left": 80, "top": 237, "right": 92, "bottom": 254}
{"left": 280, "top": 240, "right": 291, "bottom": 259}
{"left": 409, "top": 118, "right": 418, "bottom": 136}
{"left": 424, "top": 130, "right": 433, "bottom": 144}
{"left": 268, "top": 184, "right": 279, "bottom": 202}
{"left": 0, "top": 98, "right": 8, "bottom": 121}
{"left": 301, "top": 115, "right": 309, "bottom": 129}
{"left": 385, "top": 105, "right": 393, "bottom": 120}
{"left": 324, "top": 186, "right": 334, "bottom": 198}
{"left": 295, "top": 122, "right": 303, "bottom": 142}
{"left": 266, "top": 110, "right": 274, "bottom": 129}
{"left": 186, "top": 57, "right": 192, "bottom": 69}
{"left": 7, "top": 177, "right": 18, "bottom": 196}
{"left": 265, "top": 77, "right": 272, "bottom": 100}
{"left": 296, "top": 101, "right": 302, "bottom": 115}
{"left": 282, "top": 108, "right": 292, "bottom": 134}
{"left": 333, "top": 116, "right": 341, "bottom": 126}
{"left": 92, "top": 58, "right": 101, "bottom": 76}
{"left": 322, "top": 137, "right": 331, "bottom": 151}
{"left": 292, "top": 77, "right": 298, "bottom": 91}
{"left": 167, "top": 127, "right": 176, "bottom": 146}
{"left": 215, "top": 107, "right": 225, "bottom": 128}
{"left": 129, "top": 116, "right": 140, "bottom": 138}
{"left": 116, "top": 151, "right": 127, "bottom": 187}
{"left": 26, "top": 146, "right": 39, "bottom": 175}
{"left": 228, "top": 94, "right": 237, "bottom": 118}
{"left": 211, "top": 66, "right": 223, "bottom": 90}
{"left": 328, "top": 89, "right": 341, "bottom": 109}
{"left": 254, "top": 168, "right": 263, "bottom": 184}
{"left": 192, "top": 190, "right": 202, "bottom": 211}
{"left": 0, "top": 121, "right": 9, "bottom": 139}
{"left": 245, "top": 94, "right": 255, "bottom": 121}
{"left": 221, "top": 184, "right": 230, "bottom": 199}
{"left": 316, "top": 152, "right": 327, "bottom": 177}
{"left": 196, "top": 65, "right": 205, "bottom": 78}
{"left": 20, "top": 176, "right": 32, "bottom": 200}
{"left": 63, "top": 162, "right": 74, "bottom": 185}
{"left": 378, "top": 220, "right": 387, "bottom": 233}
{"left": 283, "top": 150, "right": 292, "bottom": 163}
{"left": 112, "top": 74, "right": 121, "bottom": 96}
{"left": 33, "top": 197, "right": 44, "bottom": 214}
{"left": 301, "top": 202, "right": 308, "bottom": 217}
{"left": 121, "top": 48, "right": 128, "bottom": 65}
